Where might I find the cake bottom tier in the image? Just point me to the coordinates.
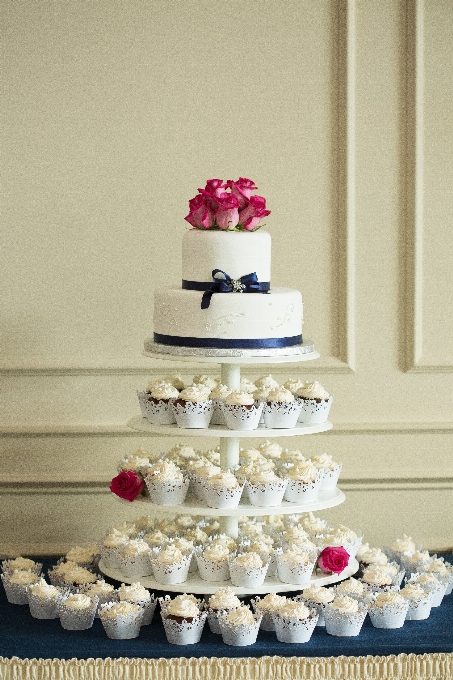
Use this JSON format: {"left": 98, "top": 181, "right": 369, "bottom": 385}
{"left": 98, "top": 558, "right": 359, "bottom": 597}
{"left": 153, "top": 287, "right": 303, "bottom": 350}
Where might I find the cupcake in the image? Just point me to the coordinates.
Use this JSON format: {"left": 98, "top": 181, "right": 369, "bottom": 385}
{"left": 64, "top": 544, "right": 100, "bottom": 571}
{"left": 272, "top": 599, "right": 318, "bottom": 643}
{"left": 118, "top": 582, "right": 156, "bottom": 625}
{"left": 276, "top": 545, "right": 318, "bottom": 585}
{"left": 300, "top": 512, "right": 329, "bottom": 538}
{"left": 192, "top": 374, "right": 219, "bottom": 392}
{"left": 258, "top": 440, "right": 283, "bottom": 460}
{"left": 1, "top": 569, "right": 40, "bottom": 605}
{"left": 217, "top": 605, "right": 262, "bottom": 646}
{"left": 81, "top": 580, "right": 117, "bottom": 617}
{"left": 99, "top": 530, "right": 129, "bottom": 569}
{"left": 321, "top": 524, "right": 363, "bottom": 560}
{"left": 283, "top": 378, "right": 306, "bottom": 395}
{"left": 360, "top": 564, "right": 397, "bottom": 593}
{"left": 99, "top": 601, "right": 143, "bottom": 639}
{"left": 209, "top": 383, "right": 232, "bottom": 425}
{"left": 334, "top": 577, "right": 367, "bottom": 601}
{"left": 400, "top": 582, "right": 432, "bottom": 620}
{"left": 118, "top": 448, "right": 154, "bottom": 477}
{"left": 244, "top": 541, "right": 278, "bottom": 578}
{"left": 1, "top": 556, "right": 42, "bottom": 576}
{"left": 206, "top": 587, "right": 242, "bottom": 633}
{"left": 27, "top": 578, "right": 63, "bottom": 619}
{"left": 144, "top": 383, "right": 179, "bottom": 425}
{"left": 228, "top": 552, "right": 269, "bottom": 588}
{"left": 221, "top": 391, "right": 264, "bottom": 431}
{"left": 150, "top": 545, "right": 192, "bottom": 585}
{"left": 262, "top": 386, "right": 302, "bottom": 429}
{"left": 165, "top": 444, "right": 198, "bottom": 469}
{"left": 283, "top": 460, "right": 323, "bottom": 504}
{"left": 254, "top": 374, "right": 280, "bottom": 391}
{"left": 310, "top": 453, "right": 342, "bottom": 490}
{"left": 324, "top": 595, "right": 367, "bottom": 636}
{"left": 203, "top": 470, "right": 243, "bottom": 509}
{"left": 385, "top": 534, "right": 417, "bottom": 564}
{"left": 426, "top": 558, "right": 453, "bottom": 595}
{"left": 367, "top": 590, "right": 409, "bottom": 628}
{"left": 160, "top": 594, "right": 206, "bottom": 645}
{"left": 118, "top": 540, "right": 152, "bottom": 578}
{"left": 409, "top": 572, "right": 447, "bottom": 608}
{"left": 195, "top": 543, "right": 230, "bottom": 581}
{"left": 245, "top": 469, "right": 288, "bottom": 507}
{"left": 400, "top": 549, "right": 432, "bottom": 574}
{"left": 251, "top": 593, "right": 287, "bottom": 631}
{"left": 47, "top": 561, "right": 97, "bottom": 592}
{"left": 171, "top": 385, "right": 213, "bottom": 429}
{"left": 57, "top": 593, "right": 98, "bottom": 630}
{"left": 299, "top": 584, "right": 335, "bottom": 626}
{"left": 296, "top": 381, "right": 333, "bottom": 424}
{"left": 144, "top": 460, "right": 189, "bottom": 505}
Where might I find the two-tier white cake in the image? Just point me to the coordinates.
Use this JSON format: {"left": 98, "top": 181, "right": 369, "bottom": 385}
{"left": 153, "top": 229, "right": 303, "bottom": 351}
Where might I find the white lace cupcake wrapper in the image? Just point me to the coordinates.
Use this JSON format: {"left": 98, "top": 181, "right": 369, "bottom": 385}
{"left": 250, "top": 601, "right": 277, "bottom": 631}
{"left": 145, "top": 477, "right": 190, "bottom": 505}
{"left": 324, "top": 606, "right": 367, "bottom": 637}
{"left": 229, "top": 559, "right": 270, "bottom": 588}
{"left": 27, "top": 590, "right": 64, "bottom": 619}
{"left": 98, "top": 544, "right": 125, "bottom": 570}
{"left": 210, "top": 399, "right": 227, "bottom": 426}
{"left": 284, "top": 476, "right": 322, "bottom": 504}
{"left": 217, "top": 614, "right": 262, "bottom": 646}
{"left": 172, "top": 401, "right": 213, "bottom": 429}
{"left": 404, "top": 595, "right": 432, "bottom": 620}
{"left": 221, "top": 403, "right": 264, "bottom": 431}
{"left": 57, "top": 598, "right": 98, "bottom": 630}
{"left": 203, "top": 484, "right": 243, "bottom": 509}
{"left": 272, "top": 610, "right": 319, "bottom": 643}
{"left": 195, "top": 554, "right": 230, "bottom": 582}
{"left": 299, "top": 599, "right": 331, "bottom": 626}
{"left": 245, "top": 480, "right": 288, "bottom": 507}
{"left": 262, "top": 401, "right": 302, "bottom": 429}
{"left": 150, "top": 554, "right": 192, "bottom": 585}
{"left": 368, "top": 601, "right": 410, "bottom": 628}
{"left": 118, "top": 553, "right": 153, "bottom": 578}
{"left": 297, "top": 395, "right": 333, "bottom": 424}
{"left": 99, "top": 604, "right": 143, "bottom": 639}
{"left": 318, "top": 463, "right": 343, "bottom": 491}
{"left": 136, "top": 391, "right": 150, "bottom": 418}
{"left": 145, "top": 399, "right": 177, "bottom": 425}
{"left": 276, "top": 552, "right": 317, "bottom": 585}
{"left": 1, "top": 576, "right": 33, "bottom": 605}
{"left": 161, "top": 611, "right": 207, "bottom": 645}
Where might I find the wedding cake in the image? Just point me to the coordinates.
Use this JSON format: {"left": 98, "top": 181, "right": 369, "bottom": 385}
{"left": 151, "top": 178, "right": 304, "bottom": 354}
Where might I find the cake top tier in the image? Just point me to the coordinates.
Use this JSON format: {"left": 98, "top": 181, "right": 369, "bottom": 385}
{"left": 182, "top": 229, "right": 272, "bottom": 284}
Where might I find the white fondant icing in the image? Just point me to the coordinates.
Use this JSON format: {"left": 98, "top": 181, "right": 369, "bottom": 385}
{"left": 153, "top": 287, "right": 303, "bottom": 342}
{"left": 182, "top": 229, "right": 271, "bottom": 283}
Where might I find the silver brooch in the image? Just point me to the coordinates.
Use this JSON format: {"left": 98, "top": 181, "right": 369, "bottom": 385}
{"left": 229, "top": 279, "right": 246, "bottom": 293}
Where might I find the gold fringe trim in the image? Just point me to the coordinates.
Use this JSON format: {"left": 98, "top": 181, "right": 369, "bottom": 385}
{"left": 0, "top": 654, "right": 452, "bottom": 680}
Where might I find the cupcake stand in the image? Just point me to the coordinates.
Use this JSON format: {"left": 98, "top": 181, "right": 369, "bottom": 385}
{"left": 99, "top": 340, "right": 358, "bottom": 596}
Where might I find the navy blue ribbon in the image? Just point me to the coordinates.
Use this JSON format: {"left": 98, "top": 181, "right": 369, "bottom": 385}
{"left": 182, "top": 269, "right": 270, "bottom": 309}
{"left": 154, "top": 333, "right": 302, "bottom": 349}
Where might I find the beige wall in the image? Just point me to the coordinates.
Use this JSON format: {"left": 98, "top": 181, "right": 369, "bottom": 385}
{"left": 1, "top": 0, "right": 452, "bottom": 555}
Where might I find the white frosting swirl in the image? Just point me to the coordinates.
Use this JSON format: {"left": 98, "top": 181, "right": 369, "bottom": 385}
{"left": 310, "top": 453, "right": 337, "bottom": 470}
{"left": 266, "top": 386, "right": 295, "bottom": 403}
{"left": 225, "top": 605, "right": 255, "bottom": 625}
{"left": 206, "top": 470, "right": 239, "bottom": 489}
{"left": 166, "top": 595, "right": 200, "bottom": 618}
{"left": 147, "top": 459, "right": 184, "bottom": 481}
{"left": 202, "top": 544, "right": 230, "bottom": 562}
{"left": 63, "top": 594, "right": 93, "bottom": 610}
{"left": 178, "top": 386, "right": 211, "bottom": 402}
{"left": 121, "top": 540, "right": 151, "bottom": 558}
{"left": 390, "top": 534, "right": 416, "bottom": 553}
{"left": 239, "top": 377, "right": 257, "bottom": 394}
{"left": 5, "top": 557, "right": 37, "bottom": 571}
{"left": 210, "top": 383, "right": 232, "bottom": 400}
{"left": 118, "top": 582, "right": 150, "bottom": 602}
{"left": 255, "top": 593, "right": 286, "bottom": 611}
{"left": 232, "top": 552, "right": 263, "bottom": 568}
{"left": 278, "top": 600, "right": 311, "bottom": 619}
{"left": 258, "top": 440, "right": 283, "bottom": 459}
{"left": 297, "top": 381, "right": 330, "bottom": 400}
{"left": 336, "top": 577, "right": 365, "bottom": 595}
{"left": 209, "top": 587, "right": 241, "bottom": 610}
{"left": 373, "top": 591, "right": 405, "bottom": 608}
{"left": 362, "top": 565, "right": 392, "bottom": 586}
{"left": 29, "top": 578, "right": 59, "bottom": 598}
{"left": 151, "top": 383, "right": 180, "bottom": 400}
{"left": 400, "top": 583, "right": 427, "bottom": 600}
{"left": 255, "top": 374, "right": 280, "bottom": 390}
{"left": 330, "top": 595, "right": 359, "bottom": 614}
{"left": 247, "top": 469, "right": 281, "bottom": 485}
{"left": 192, "top": 375, "right": 219, "bottom": 391}
{"left": 103, "top": 601, "right": 139, "bottom": 618}
{"left": 156, "top": 545, "right": 185, "bottom": 565}
{"left": 85, "top": 580, "right": 115, "bottom": 596}
{"left": 285, "top": 460, "right": 318, "bottom": 483}
{"left": 225, "top": 391, "right": 255, "bottom": 406}
{"left": 283, "top": 378, "right": 306, "bottom": 394}
{"left": 302, "top": 585, "right": 335, "bottom": 603}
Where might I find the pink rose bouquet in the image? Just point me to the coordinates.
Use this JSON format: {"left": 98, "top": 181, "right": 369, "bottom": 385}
{"left": 185, "top": 177, "right": 270, "bottom": 231}
{"left": 317, "top": 546, "right": 350, "bottom": 574}
{"left": 110, "top": 470, "right": 145, "bottom": 502}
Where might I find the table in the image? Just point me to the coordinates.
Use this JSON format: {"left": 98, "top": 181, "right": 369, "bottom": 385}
{"left": 1, "top": 556, "right": 452, "bottom": 680}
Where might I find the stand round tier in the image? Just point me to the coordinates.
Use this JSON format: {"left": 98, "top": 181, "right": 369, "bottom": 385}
{"left": 114, "top": 486, "right": 345, "bottom": 516}
{"left": 128, "top": 415, "right": 333, "bottom": 438}
{"left": 99, "top": 558, "right": 359, "bottom": 597}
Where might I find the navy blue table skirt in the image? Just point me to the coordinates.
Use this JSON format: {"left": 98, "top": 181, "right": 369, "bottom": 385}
{"left": 1, "top": 556, "right": 452, "bottom": 661}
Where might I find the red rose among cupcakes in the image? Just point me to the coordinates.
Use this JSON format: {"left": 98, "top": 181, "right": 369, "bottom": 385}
{"left": 317, "top": 546, "right": 350, "bottom": 574}
{"left": 110, "top": 471, "right": 145, "bottom": 502}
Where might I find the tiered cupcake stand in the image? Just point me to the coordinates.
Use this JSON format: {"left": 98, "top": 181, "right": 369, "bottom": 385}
{"left": 99, "top": 341, "right": 358, "bottom": 596}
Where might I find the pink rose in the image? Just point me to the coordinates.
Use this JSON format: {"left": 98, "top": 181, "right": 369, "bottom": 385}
{"left": 214, "top": 192, "right": 240, "bottom": 230}
{"left": 224, "top": 177, "right": 258, "bottom": 209}
{"left": 317, "top": 546, "right": 350, "bottom": 574}
{"left": 184, "top": 194, "right": 215, "bottom": 229}
{"left": 110, "top": 470, "right": 145, "bottom": 502}
{"left": 238, "top": 195, "right": 271, "bottom": 231}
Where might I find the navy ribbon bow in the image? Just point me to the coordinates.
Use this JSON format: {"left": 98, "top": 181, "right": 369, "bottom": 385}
{"left": 200, "top": 269, "right": 268, "bottom": 309}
